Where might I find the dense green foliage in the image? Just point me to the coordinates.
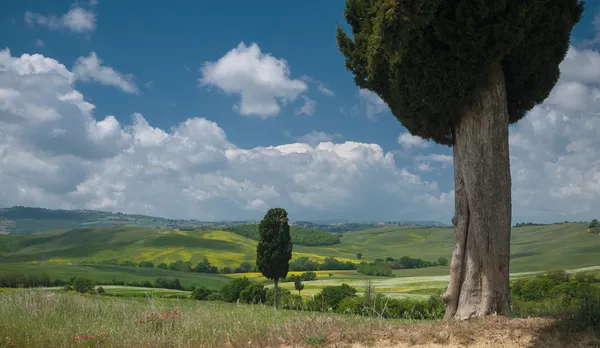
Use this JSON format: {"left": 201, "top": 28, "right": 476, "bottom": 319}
{"left": 226, "top": 224, "right": 340, "bottom": 246}
{"left": 256, "top": 208, "right": 293, "bottom": 282}
{"left": 356, "top": 262, "right": 393, "bottom": 277}
{"left": 589, "top": 219, "right": 599, "bottom": 234}
{"left": 289, "top": 256, "right": 356, "bottom": 271}
{"left": 239, "top": 283, "right": 267, "bottom": 304}
{"left": 336, "top": 0, "right": 584, "bottom": 145}
{"left": 220, "top": 277, "right": 252, "bottom": 303}
{"left": 320, "top": 284, "right": 358, "bottom": 310}
{"left": 72, "top": 277, "right": 94, "bottom": 294}
{"left": 191, "top": 286, "right": 213, "bottom": 300}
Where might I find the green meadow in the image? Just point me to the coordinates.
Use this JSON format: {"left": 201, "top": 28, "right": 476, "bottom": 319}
{"left": 1, "top": 222, "right": 600, "bottom": 298}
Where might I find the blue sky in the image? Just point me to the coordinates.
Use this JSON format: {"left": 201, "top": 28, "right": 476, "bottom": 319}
{"left": 0, "top": 1, "right": 599, "bottom": 223}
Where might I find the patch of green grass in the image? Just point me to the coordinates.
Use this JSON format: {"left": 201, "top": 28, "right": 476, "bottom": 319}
{"left": 0, "top": 263, "right": 230, "bottom": 290}
{"left": 0, "top": 290, "right": 400, "bottom": 347}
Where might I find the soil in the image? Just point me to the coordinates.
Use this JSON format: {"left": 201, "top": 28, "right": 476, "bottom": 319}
{"left": 325, "top": 317, "right": 599, "bottom": 348}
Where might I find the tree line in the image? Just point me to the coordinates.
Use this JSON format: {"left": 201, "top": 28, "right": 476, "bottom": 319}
{"left": 191, "top": 276, "right": 445, "bottom": 320}
{"left": 224, "top": 224, "right": 340, "bottom": 246}
{"left": 589, "top": 219, "right": 599, "bottom": 234}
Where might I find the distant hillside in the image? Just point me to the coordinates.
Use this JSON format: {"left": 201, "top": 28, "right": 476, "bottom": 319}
{"left": 0, "top": 206, "right": 450, "bottom": 235}
{"left": 0, "top": 206, "right": 217, "bottom": 235}
{"left": 224, "top": 224, "right": 340, "bottom": 246}
{"left": 0, "top": 222, "right": 598, "bottom": 273}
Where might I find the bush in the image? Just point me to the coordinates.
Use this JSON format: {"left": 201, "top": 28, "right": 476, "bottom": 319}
{"left": 520, "top": 277, "right": 555, "bottom": 301}
{"left": 220, "top": 277, "right": 252, "bottom": 302}
{"left": 191, "top": 286, "right": 212, "bottom": 300}
{"left": 565, "top": 291, "right": 600, "bottom": 332}
{"left": 266, "top": 288, "right": 291, "bottom": 306}
{"left": 72, "top": 278, "right": 94, "bottom": 294}
{"left": 205, "top": 293, "right": 223, "bottom": 301}
{"left": 356, "top": 262, "right": 394, "bottom": 277}
{"left": 154, "top": 277, "right": 183, "bottom": 290}
{"left": 546, "top": 270, "right": 569, "bottom": 285}
{"left": 96, "top": 286, "right": 105, "bottom": 295}
{"left": 320, "top": 283, "right": 357, "bottom": 310}
{"left": 239, "top": 283, "right": 267, "bottom": 304}
{"left": 138, "top": 261, "right": 154, "bottom": 268}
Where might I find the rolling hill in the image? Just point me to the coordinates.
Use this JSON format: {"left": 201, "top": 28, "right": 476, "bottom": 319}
{"left": 1, "top": 222, "right": 598, "bottom": 273}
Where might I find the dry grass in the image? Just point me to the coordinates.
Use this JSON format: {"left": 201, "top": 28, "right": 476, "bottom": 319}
{"left": 1, "top": 290, "right": 599, "bottom": 348}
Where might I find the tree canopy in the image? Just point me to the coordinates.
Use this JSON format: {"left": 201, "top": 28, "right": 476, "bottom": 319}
{"left": 336, "top": 0, "right": 584, "bottom": 145}
{"left": 256, "top": 208, "right": 293, "bottom": 281}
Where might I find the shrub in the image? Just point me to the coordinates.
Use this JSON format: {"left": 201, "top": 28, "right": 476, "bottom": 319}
{"left": 205, "top": 293, "right": 222, "bottom": 301}
{"left": 154, "top": 277, "right": 183, "bottom": 290}
{"left": 546, "top": 270, "right": 569, "bottom": 285}
{"left": 72, "top": 278, "right": 94, "bottom": 294}
{"left": 96, "top": 286, "right": 105, "bottom": 295}
{"left": 191, "top": 286, "right": 212, "bottom": 300}
{"left": 565, "top": 291, "right": 600, "bottom": 332}
{"left": 520, "top": 277, "right": 555, "bottom": 301}
{"left": 266, "top": 288, "right": 291, "bottom": 306}
{"left": 337, "top": 297, "right": 362, "bottom": 315}
{"left": 239, "top": 283, "right": 267, "bottom": 304}
{"left": 320, "top": 283, "right": 357, "bottom": 310}
{"left": 220, "top": 277, "right": 252, "bottom": 303}
{"left": 138, "top": 261, "right": 154, "bottom": 268}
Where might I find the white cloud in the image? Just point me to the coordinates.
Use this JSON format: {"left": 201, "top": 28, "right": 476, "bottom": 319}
{"left": 144, "top": 81, "right": 154, "bottom": 88}
{"left": 25, "top": 7, "right": 96, "bottom": 34}
{"left": 72, "top": 52, "right": 139, "bottom": 94}
{"left": 301, "top": 75, "right": 335, "bottom": 96}
{"left": 0, "top": 48, "right": 450, "bottom": 222}
{"left": 289, "top": 131, "right": 342, "bottom": 146}
{"left": 357, "top": 88, "right": 388, "bottom": 120}
{"left": 1, "top": 45, "right": 599, "bottom": 223}
{"left": 295, "top": 96, "right": 316, "bottom": 116}
{"left": 398, "top": 132, "right": 428, "bottom": 150}
{"left": 199, "top": 42, "right": 307, "bottom": 119}
{"left": 507, "top": 45, "right": 600, "bottom": 222}
{"left": 417, "top": 162, "right": 432, "bottom": 172}
{"left": 35, "top": 40, "right": 45, "bottom": 47}
{"left": 415, "top": 154, "right": 453, "bottom": 163}
{"left": 318, "top": 84, "right": 335, "bottom": 96}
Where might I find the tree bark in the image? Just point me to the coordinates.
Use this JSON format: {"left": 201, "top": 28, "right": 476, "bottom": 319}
{"left": 274, "top": 278, "right": 279, "bottom": 311}
{"left": 442, "top": 61, "right": 512, "bottom": 320}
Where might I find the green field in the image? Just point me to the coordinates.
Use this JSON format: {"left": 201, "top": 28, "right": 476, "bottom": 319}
{"left": 0, "top": 263, "right": 230, "bottom": 290}
{"left": 2, "top": 223, "right": 597, "bottom": 273}
{"left": 1, "top": 222, "right": 600, "bottom": 296}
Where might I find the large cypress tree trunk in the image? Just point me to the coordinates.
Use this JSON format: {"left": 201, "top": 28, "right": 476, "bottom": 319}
{"left": 442, "top": 61, "right": 512, "bottom": 320}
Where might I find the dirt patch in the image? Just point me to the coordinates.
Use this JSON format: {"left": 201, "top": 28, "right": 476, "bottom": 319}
{"left": 313, "top": 316, "right": 600, "bottom": 348}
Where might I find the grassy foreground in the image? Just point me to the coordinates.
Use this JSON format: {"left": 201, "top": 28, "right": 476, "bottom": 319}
{"left": 2, "top": 290, "right": 600, "bottom": 348}
{"left": 0, "top": 290, "right": 397, "bottom": 347}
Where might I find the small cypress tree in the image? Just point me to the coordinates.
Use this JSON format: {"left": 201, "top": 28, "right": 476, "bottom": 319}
{"left": 294, "top": 277, "right": 304, "bottom": 296}
{"left": 256, "top": 208, "right": 293, "bottom": 310}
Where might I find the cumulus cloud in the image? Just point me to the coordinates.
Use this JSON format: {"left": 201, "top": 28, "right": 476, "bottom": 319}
{"left": 199, "top": 42, "right": 307, "bottom": 118}
{"left": 287, "top": 131, "right": 343, "bottom": 146}
{"left": 73, "top": 52, "right": 139, "bottom": 94}
{"left": 1, "top": 44, "right": 599, "bottom": 223}
{"left": 358, "top": 88, "right": 388, "bottom": 120}
{"left": 507, "top": 45, "right": 600, "bottom": 222}
{"left": 0, "top": 48, "right": 451, "bottom": 222}
{"left": 25, "top": 7, "right": 96, "bottom": 34}
{"left": 398, "top": 132, "right": 428, "bottom": 150}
